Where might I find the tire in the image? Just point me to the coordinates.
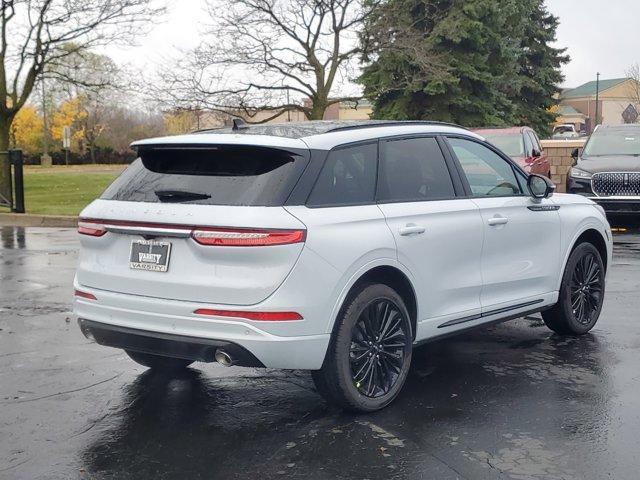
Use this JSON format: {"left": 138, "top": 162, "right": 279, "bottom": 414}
{"left": 542, "top": 242, "right": 605, "bottom": 335}
{"left": 312, "top": 283, "right": 413, "bottom": 412}
{"left": 125, "top": 350, "right": 194, "bottom": 371}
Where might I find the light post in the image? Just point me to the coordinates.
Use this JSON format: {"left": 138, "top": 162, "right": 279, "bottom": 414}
{"left": 40, "top": 80, "right": 52, "bottom": 166}
{"left": 594, "top": 72, "right": 600, "bottom": 132}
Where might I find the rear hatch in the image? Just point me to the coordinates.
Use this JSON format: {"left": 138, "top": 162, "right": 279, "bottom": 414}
{"left": 76, "top": 143, "right": 309, "bottom": 306}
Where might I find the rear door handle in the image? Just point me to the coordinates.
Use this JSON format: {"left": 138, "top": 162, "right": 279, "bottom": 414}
{"left": 487, "top": 216, "right": 509, "bottom": 226}
{"left": 399, "top": 224, "right": 426, "bottom": 236}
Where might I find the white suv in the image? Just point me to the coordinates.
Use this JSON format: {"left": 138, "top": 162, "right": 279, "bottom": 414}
{"left": 74, "top": 121, "right": 612, "bottom": 412}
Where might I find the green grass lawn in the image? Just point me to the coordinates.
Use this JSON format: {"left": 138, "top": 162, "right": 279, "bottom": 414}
{"left": 1, "top": 165, "right": 125, "bottom": 216}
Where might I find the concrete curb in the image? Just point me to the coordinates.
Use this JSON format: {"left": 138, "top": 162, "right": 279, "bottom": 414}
{"left": 0, "top": 213, "right": 77, "bottom": 228}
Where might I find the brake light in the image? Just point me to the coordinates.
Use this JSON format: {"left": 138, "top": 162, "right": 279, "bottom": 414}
{"left": 74, "top": 289, "right": 97, "bottom": 300}
{"left": 76, "top": 218, "right": 305, "bottom": 245}
{"left": 194, "top": 309, "right": 303, "bottom": 321}
{"left": 191, "top": 228, "right": 305, "bottom": 247}
{"left": 78, "top": 220, "right": 107, "bottom": 237}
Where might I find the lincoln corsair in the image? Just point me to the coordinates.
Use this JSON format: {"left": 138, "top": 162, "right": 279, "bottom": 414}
{"left": 74, "top": 120, "right": 612, "bottom": 412}
{"left": 567, "top": 124, "right": 640, "bottom": 218}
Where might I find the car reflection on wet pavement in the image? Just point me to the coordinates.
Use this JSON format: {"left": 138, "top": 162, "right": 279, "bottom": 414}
{"left": 1, "top": 227, "right": 639, "bottom": 479}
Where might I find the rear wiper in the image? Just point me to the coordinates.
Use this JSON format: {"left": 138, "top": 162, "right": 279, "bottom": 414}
{"left": 154, "top": 190, "right": 211, "bottom": 202}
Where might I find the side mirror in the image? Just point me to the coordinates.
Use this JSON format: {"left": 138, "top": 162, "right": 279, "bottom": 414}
{"left": 532, "top": 148, "right": 541, "bottom": 158}
{"left": 528, "top": 174, "right": 555, "bottom": 199}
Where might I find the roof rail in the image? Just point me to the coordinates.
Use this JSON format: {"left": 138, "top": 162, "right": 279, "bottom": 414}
{"left": 191, "top": 126, "right": 226, "bottom": 134}
{"left": 326, "top": 120, "right": 470, "bottom": 134}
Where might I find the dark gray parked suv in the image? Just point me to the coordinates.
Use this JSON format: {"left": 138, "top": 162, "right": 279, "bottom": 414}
{"left": 567, "top": 124, "right": 640, "bottom": 217}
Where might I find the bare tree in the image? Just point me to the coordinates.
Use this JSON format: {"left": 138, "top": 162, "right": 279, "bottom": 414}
{"left": 155, "top": 0, "right": 377, "bottom": 123}
{"left": 0, "top": 0, "right": 164, "bottom": 202}
{"left": 626, "top": 63, "right": 640, "bottom": 116}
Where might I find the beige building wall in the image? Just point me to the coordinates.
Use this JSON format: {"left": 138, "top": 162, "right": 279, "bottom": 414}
{"left": 600, "top": 79, "right": 638, "bottom": 99}
{"left": 601, "top": 101, "right": 628, "bottom": 125}
{"left": 339, "top": 104, "right": 373, "bottom": 120}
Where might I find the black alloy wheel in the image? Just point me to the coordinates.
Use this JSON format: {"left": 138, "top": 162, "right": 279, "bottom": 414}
{"left": 350, "top": 299, "right": 409, "bottom": 398}
{"left": 570, "top": 251, "right": 604, "bottom": 325}
{"left": 312, "top": 283, "right": 413, "bottom": 412}
{"left": 542, "top": 242, "right": 605, "bottom": 335}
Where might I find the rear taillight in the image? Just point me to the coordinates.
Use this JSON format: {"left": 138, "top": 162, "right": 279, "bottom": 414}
{"left": 194, "top": 309, "right": 303, "bottom": 321}
{"left": 76, "top": 218, "right": 305, "bottom": 246}
{"left": 74, "top": 289, "right": 97, "bottom": 300}
{"left": 191, "top": 228, "right": 305, "bottom": 247}
{"left": 78, "top": 220, "right": 106, "bottom": 237}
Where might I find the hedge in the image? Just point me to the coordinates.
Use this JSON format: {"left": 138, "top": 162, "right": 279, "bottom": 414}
{"left": 23, "top": 148, "right": 136, "bottom": 165}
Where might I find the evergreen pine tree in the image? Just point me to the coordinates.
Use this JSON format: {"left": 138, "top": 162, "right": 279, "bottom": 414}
{"left": 360, "top": 0, "right": 568, "bottom": 135}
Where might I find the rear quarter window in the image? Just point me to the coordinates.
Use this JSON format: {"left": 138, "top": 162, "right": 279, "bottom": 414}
{"left": 306, "top": 143, "right": 378, "bottom": 207}
{"left": 101, "top": 146, "right": 308, "bottom": 206}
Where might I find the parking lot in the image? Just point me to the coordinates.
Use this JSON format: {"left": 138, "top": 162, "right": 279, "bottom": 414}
{"left": 1, "top": 226, "right": 639, "bottom": 479}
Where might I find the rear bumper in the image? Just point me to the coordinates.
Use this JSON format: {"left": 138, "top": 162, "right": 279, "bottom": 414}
{"left": 78, "top": 319, "right": 266, "bottom": 366}
{"left": 73, "top": 285, "right": 331, "bottom": 370}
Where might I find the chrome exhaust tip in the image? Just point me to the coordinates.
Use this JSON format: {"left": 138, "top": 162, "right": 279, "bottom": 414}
{"left": 215, "top": 349, "right": 233, "bottom": 367}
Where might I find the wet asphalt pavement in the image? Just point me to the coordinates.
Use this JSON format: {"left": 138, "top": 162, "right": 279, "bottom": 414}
{"left": 1, "top": 227, "right": 640, "bottom": 480}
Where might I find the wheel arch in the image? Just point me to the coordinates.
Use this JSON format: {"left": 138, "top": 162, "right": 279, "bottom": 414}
{"left": 571, "top": 228, "right": 609, "bottom": 272}
{"left": 557, "top": 227, "right": 609, "bottom": 294}
{"left": 328, "top": 264, "right": 418, "bottom": 341}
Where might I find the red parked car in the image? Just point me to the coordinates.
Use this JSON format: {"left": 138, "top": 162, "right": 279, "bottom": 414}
{"left": 473, "top": 127, "right": 551, "bottom": 178}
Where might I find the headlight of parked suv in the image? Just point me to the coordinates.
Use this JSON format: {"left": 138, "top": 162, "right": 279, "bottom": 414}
{"left": 569, "top": 167, "right": 592, "bottom": 179}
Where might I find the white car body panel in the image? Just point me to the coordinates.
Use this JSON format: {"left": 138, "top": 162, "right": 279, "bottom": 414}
{"left": 377, "top": 199, "right": 484, "bottom": 323}
{"left": 302, "top": 125, "right": 483, "bottom": 150}
{"left": 77, "top": 200, "right": 306, "bottom": 305}
{"left": 471, "top": 196, "right": 562, "bottom": 309}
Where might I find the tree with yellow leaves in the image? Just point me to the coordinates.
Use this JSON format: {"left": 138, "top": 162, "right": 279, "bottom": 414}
{"left": 9, "top": 105, "right": 44, "bottom": 154}
{"left": 51, "top": 97, "right": 87, "bottom": 153}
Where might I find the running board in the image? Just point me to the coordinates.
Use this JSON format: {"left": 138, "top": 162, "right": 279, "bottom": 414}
{"left": 437, "top": 299, "right": 544, "bottom": 329}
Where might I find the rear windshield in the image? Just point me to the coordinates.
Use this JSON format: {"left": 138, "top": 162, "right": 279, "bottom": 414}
{"left": 583, "top": 128, "right": 640, "bottom": 157}
{"left": 101, "top": 146, "right": 308, "bottom": 206}
{"left": 482, "top": 134, "right": 524, "bottom": 157}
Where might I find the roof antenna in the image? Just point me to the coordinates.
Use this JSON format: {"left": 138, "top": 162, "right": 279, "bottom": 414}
{"left": 232, "top": 118, "right": 248, "bottom": 131}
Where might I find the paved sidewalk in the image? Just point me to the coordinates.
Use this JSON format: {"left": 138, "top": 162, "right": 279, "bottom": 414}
{"left": 0, "top": 213, "right": 77, "bottom": 228}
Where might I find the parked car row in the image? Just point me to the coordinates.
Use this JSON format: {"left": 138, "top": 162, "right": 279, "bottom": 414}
{"left": 477, "top": 123, "right": 640, "bottom": 221}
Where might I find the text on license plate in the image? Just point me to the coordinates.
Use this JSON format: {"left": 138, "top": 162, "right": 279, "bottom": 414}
{"left": 129, "top": 240, "right": 171, "bottom": 272}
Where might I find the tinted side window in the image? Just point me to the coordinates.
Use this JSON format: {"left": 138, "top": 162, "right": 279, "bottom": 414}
{"left": 378, "top": 137, "right": 455, "bottom": 202}
{"left": 307, "top": 143, "right": 377, "bottom": 207}
{"left": 449, "top": 138, "right": 522, "bottom": 197}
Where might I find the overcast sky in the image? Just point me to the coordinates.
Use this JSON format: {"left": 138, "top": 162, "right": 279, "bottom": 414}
{"left": 103, "top": 0, "right": 640, "bottom": 91}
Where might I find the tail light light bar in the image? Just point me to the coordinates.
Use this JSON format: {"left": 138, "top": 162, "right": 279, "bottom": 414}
{"left": 191, "top": 228, "right": 304, "bottom": 246}
{"left": 194, "top": 308, "right": 303, "bottom": 321}
{"left": 77, "top": 218, "right": 305, "bottom": 246}
{"left": 78, "top": 220, "right": 107, "bottom": 237}
{"left": 74, "top": 289, "right": 97, "bottom": 300}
